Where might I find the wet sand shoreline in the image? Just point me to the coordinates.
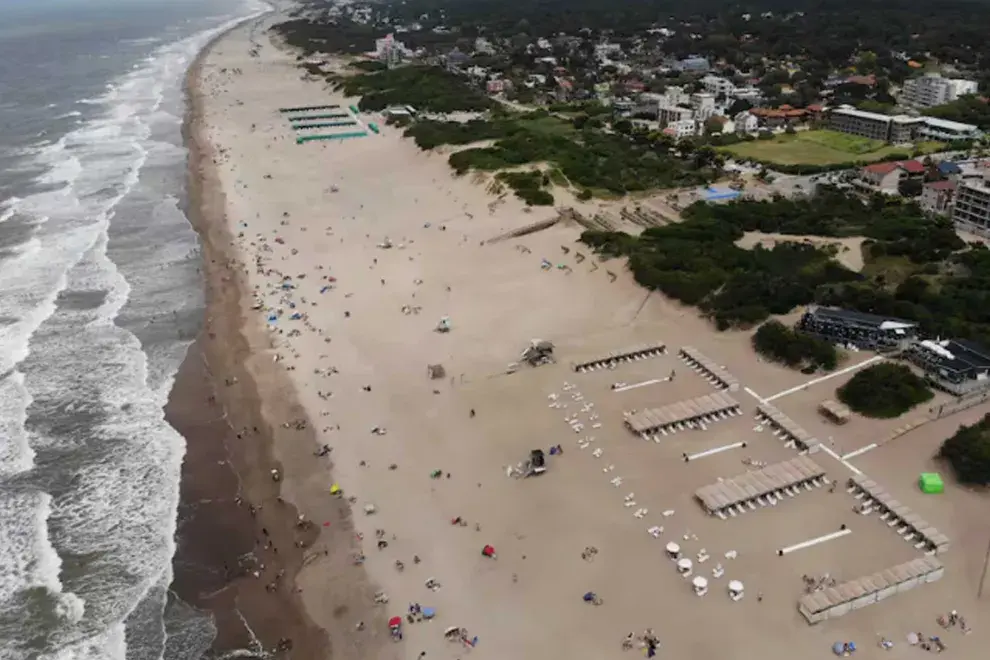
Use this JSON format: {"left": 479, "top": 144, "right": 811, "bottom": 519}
{"left": 165, "top": 12, "right": 366, "bottom": 658}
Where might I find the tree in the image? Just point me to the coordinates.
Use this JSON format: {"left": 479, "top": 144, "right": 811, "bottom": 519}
{"left": 938, "top": 413, "right": 990, "bottom": 486}
{"left": 752, "top": 320, "right": 838, "bottom": 371}
{"left": 613, "top": 118, "right": 633, "bottom": 134}
{"left": 898, "top": 178, "right": 923, "bottom": 197}
{"left": 836, "top": 363, "right": 933, "bottom": 419}
{"left": 727, "top": 99, "right": 752, "bottom": 116}
{"left": 704, "top": 116, "right": 725, "bottom": 136}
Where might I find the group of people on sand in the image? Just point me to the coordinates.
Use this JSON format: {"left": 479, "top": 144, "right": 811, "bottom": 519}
{"left": 623, "top": 629, "right": 660, "bottom": 657}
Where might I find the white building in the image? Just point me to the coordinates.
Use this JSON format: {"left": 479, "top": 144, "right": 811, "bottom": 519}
{"left": 918, "top": 117, "right": 982, "bottom": 142}
{"left": 474, "top": 37, "right": 495, "bottom": 55}
{"left": 829, "top": 106, "right": 923, "bottom": 143}
{"left": 658, "top": 105, "right": 694, "bottom": 126}
{"left": 948, "top": 78, "right": 979, "bottom": 99}
{"left": 665, "top": 119, "right": 698, "bottom": 139}
{"left": 952, "top": 177, "right": 990, "bottom": 236}
{"left": 901, "top": 73, "right": 979, "bottom": 108}
{"left": 373, "top": 34, "right": 408, "bottom": 66}
{"left": 734, "top": 111, "right": 759, "bottom": 134}
{"left": 701, "top": 75, "right": 736, "bottom": 96}
{"left": 690, "top": 92, "right": 717, "bottom": 121}
{"left": 730, "top": 87, "right": 764, "bottom": 103}
{"left": 662, "top": 85, "right": 688, "bottom": 107}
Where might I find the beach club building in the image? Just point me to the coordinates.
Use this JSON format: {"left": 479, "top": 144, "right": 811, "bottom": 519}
{"left": 906, "top": 339, "right": 990, "bottom": 395}
{"left": 797, "top": 307, "right": 918, "bottom": 351}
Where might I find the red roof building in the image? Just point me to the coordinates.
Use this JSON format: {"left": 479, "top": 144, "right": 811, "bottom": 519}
{"left": 858, "top": 160, "right": 924, "bottom": 195}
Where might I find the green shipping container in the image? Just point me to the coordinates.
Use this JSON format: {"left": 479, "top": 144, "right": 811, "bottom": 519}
{"left": 918, "top": 472, "right": 944, "bottom": 494}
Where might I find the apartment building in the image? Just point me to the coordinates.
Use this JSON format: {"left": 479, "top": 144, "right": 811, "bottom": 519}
{"left": 663, "top": 85, "right": 689, "bottom": 107}
{"left": 664, "top": 119, "right": 698, "bottom": 138}
{"left": 920, "top": 180, "right": 956, "bottom": 215}
{"left": 828, "top": 106, "right": 923, "bottom": 143}
{"left": 657, "top": 105, "right": 694, "bottom": 126}
{"left": 917, "top": 117, "right": 982, "bottom": 142}
{"left": 701, "top": 75, "right": 736, "bottom": 96}
{"left": 900, "top": 73, "right": 979, "bottom": 109}
{"left": 952, "top": 178, "right": 990, "bottom": 236}
{"left": 690, "top": 92, "right": 717, "bottom": 121}
{"left": 730, "top": 87, "right": 763, "bottom": 103}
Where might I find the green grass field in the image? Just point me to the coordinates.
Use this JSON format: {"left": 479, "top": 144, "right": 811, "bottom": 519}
{"left": 720, "top": 129, "right": 944, "bottom": 166}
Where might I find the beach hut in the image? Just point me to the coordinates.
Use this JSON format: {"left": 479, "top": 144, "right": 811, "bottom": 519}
{"left": 819, "top": 399, "right": 851, "bottom": 425}
{"left": 919, "top": 473, "right": 944, "bottom": 494}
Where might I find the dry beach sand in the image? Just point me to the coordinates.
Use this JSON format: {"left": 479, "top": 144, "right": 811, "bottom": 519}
{"left": 178, "top": 8, "right": 990, "bottom": 659}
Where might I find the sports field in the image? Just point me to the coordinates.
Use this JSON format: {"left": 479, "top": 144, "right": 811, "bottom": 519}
{"left": 720, "top": 129, "right": 944, "bottom": 166}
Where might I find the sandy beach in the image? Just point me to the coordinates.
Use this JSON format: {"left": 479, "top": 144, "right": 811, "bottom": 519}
{"left": 178, "top": 6, "right": 990, "bottom": 659}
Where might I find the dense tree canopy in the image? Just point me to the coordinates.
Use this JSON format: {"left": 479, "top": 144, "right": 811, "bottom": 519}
{"left": 836, "top": 363, "right": 933, "bottom": 419}
{"left": 331, "top": 66, "right": 495, "bottom": 113}
{"left": 276, "top": 0, "right": 990, "bottom": 96}
{"left": 580, "top": 217, "right": 860, "bottom": 329}
{"left": 924, "top": 96, "right": 990, "bottom": 131}
{"left": 938, "top": 414, "right": 990, "bottom": 487}
{"left": 579, "top": 189, "right": 979, "bottom": 331}
{"left": 752, "top": 320, "right": 838, "bottom": 372}
{"left": 402, "top": 112, "right": 713, "bottom": 195}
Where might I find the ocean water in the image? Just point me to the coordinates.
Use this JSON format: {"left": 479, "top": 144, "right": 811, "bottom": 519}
{"left": 0, "top": 1, "right": 271, "bottom": 658}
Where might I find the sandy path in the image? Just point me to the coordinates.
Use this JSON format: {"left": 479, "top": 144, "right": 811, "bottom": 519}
{"left": 196, "top": 15, "right": 990, "bottom": 660}
{"left": 735, "top": 232, "right": 866, "bottom": 272}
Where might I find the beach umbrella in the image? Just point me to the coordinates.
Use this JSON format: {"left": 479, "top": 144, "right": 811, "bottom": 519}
{"left": 421, "top": 607, "right": 435, "bottom": 619}
{"left": 329, "top": 483, "right": 341, "bottom": 495}
{"left": 832, "top": 642, "right": 844, "bottom": 655}
{"left": 388, "top": 616, "right": 402, "bottom": 628}
{"left": 481, "top": 544, "right": 496, "bottom": 558}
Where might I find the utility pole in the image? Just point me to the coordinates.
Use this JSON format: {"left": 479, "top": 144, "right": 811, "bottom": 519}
{"left": 978, "top": 531, "right": 990, "bottom": 599}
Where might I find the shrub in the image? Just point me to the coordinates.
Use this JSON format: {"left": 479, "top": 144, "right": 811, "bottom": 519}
{"left": 836, "top": 363, "right": 933, "bottom": 419}
{"left": 496, "top": 171, "right": 555, "bottom": 206}
{"left": 938, "top": 414, "right": 990, "bottom": 486}
{"left": 752, "top": 320, "right": 838, "bottom": 371}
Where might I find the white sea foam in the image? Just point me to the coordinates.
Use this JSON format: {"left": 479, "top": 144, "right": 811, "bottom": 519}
{"left": 0, "top": 196, "right": 21, "bottom": 223}
{"left": 0, "top": 491, "right": 84, "bottom": 623}
{"left": 0, "top": 3, "right": 274, "bottom": 659}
